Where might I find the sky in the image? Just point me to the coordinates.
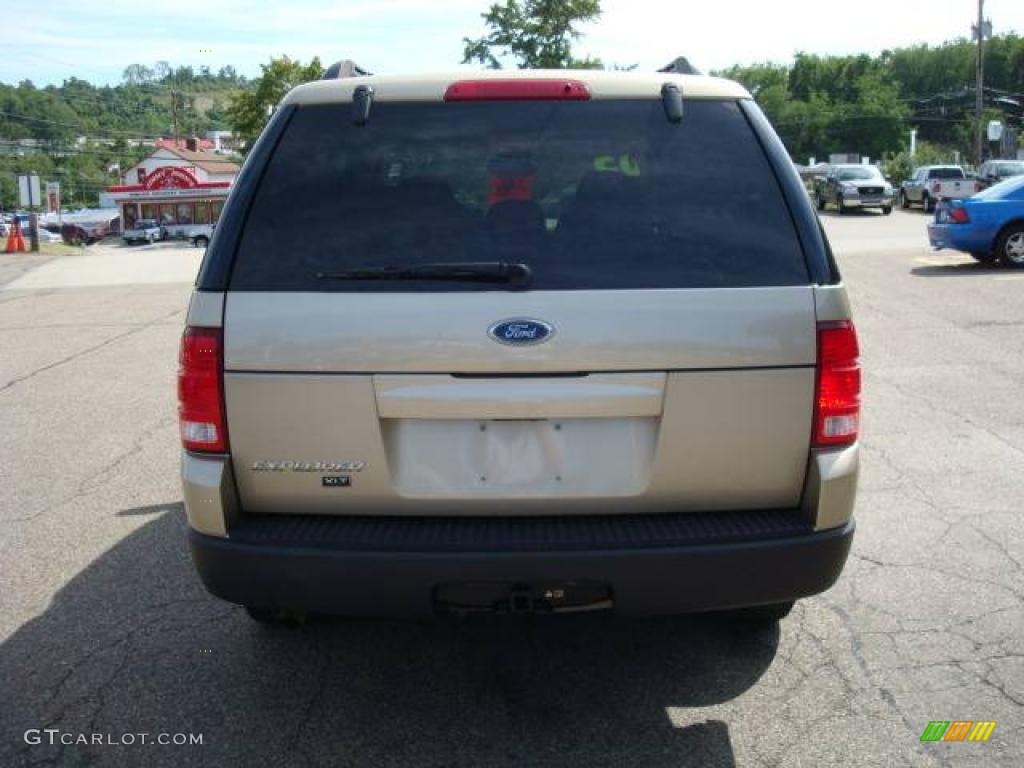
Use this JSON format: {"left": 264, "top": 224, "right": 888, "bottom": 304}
{"left": 4, "top": 0, "right": 1024, "bottom": 87}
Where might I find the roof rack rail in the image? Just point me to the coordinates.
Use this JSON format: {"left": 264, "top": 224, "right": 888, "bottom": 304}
{"left": 658, "top": 57, "right": 701, "bottom": 76}
{"left": 322, "top": 60, "right": 373, "bottom": 80}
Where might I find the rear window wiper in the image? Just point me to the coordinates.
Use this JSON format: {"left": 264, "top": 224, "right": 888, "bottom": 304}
{"left": 316, "top": 261, "right": 532, "bottom": 288}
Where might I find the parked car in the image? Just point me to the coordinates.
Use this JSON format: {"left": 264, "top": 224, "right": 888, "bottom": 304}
{"left": 122, "top": 219, "right": 163, "bottom": 244}
{"left": 61, "top": 224, "right": 88, "bottom": 246}
{"left": 0, "top": 219, "right": 60, "bottom": 242}
{"left": 975, "top": 159, "right": 1024, "bottom": 191}
{"left": 163, "top": 221, "right": 211, "bottom": 240}
{"left": 815, "top": 164, "right": 894, "bottom": 214}
{"left": 61, "top": 222, "right": 111, "bottom": 246}
{"left": 2, "top": 212, "right": 33, "bottom": 236}
{"left": 187, "top": 223, "right": 215, "bottom": 248}
{"left": 899, "top": 165, "right": 977, "bottom": 212}
{"left": 36, "top": 227, "right": 63, "bottom": 243}
{"left": 180, "top": 68, "right": 859, "bottom": 624}
{"left": 927, "top": 175, "right": 1024, "bottom": 267}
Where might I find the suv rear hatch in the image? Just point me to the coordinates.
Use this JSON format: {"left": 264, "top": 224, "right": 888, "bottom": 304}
{"left": 220, "top": 88, "right": 818, "bottom": 516}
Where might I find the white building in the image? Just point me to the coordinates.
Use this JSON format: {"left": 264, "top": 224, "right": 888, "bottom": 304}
{"left": 205, "top": 131, "right": 238, "bottom": 154}
{"left": 104, "top": 145, "right": 240, "bottom": 235}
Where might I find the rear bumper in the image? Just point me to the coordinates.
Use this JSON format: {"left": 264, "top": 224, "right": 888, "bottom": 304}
{"left": 189, "top": 511, "right": 854, "bottom": 617}
{"left": 927, "top": 221, "right": 946, "bottom": 248}
{"left": 839, "top": 196, "right": 893, "bottom": 208}
{"left": 927, "top": 222, "right": 989, "bottom": 253}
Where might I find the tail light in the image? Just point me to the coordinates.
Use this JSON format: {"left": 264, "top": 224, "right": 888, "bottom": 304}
{"left": 931, "top": 182, "right": 941, "bottom": 194}
{"left": 948, "top": 207, "right": 970, "bottom": 224}
{"left": 975, "top": 181, "right": 983, "bottom": 192}
{"left": 444, "top": 79, "right": 591, "bottom": 101}
{"left": 813, "top": 321, "right": 860, "bottom": 447}
{"left": 178, "top": 327, "right": 228, "bottom": 453}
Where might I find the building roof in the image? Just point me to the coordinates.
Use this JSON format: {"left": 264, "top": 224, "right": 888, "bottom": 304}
{"left": 156, "top": 137, "right": 215, "bottom": 151}
{"left": 160, "top": 145, "right": 240, "bottom": 174}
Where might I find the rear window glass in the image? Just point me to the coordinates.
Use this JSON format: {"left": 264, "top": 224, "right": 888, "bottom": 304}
{"left": 837, "top": 167, "right": 880, "bottom": 181}
{"left": 928, "top": 167, "right": 965, "bottom": 179}
{"left": 994, "top": 162, "right": 1024, "bottom": 178}
{"left": 231, "top": 99, "right": 808, "bottom": 291}
{"left": 974, "top": 176, "right": 1024, "bottom": 200}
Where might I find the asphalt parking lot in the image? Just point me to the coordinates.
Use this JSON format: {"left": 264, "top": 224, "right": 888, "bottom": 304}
{"left": 1, "top": 210, "right": 1021, "bottom": 767}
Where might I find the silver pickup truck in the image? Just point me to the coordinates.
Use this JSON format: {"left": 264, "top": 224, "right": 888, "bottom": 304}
{"left": 899, "top": 165, "right": 977, "bottom": 212}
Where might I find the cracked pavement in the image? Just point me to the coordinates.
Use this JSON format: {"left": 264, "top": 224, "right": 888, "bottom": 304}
{"left": 0, "top": 212, "right": 1021, "bottom": 766}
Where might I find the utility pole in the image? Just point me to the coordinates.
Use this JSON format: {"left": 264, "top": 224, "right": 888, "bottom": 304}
{"left": 22, "top": 173, "right": 40, "bottom": 252}
{"left": 169, "top": 90, "right": 180, "bottom": 144}
{"left": 973, "top": 0, "right": 988, "bottom": 167}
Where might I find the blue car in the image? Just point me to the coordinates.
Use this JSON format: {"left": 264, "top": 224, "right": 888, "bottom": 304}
{"left": 927, "top": 175, "right": 1024, "bottom": 267}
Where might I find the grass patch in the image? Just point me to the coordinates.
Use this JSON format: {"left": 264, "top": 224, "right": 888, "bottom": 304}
{"left": 39, "top": 242, "right": 85, "bottom": 258}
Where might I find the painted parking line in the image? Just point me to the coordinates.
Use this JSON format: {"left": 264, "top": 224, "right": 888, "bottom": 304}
{"left": 914, "top": 256, "right": 957, "bottom": 267}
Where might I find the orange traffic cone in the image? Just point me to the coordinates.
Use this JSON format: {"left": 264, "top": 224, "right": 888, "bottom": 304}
{"left": 6, "top": 220, "right": 26, "bottom": 253}
{"left": 6, "top": 219, "right": 26, "bottom": 252}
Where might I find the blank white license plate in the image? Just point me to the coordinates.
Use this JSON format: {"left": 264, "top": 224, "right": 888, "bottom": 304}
{"left": 383, "top": 418, "right": 657, "bottom": 498}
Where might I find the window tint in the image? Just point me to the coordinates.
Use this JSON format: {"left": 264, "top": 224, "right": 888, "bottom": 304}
{"left": 231, "top": 99, "right": 809, "bottom": 291}
{"left": 994, "top": 162, "right": 1024, "bottom": 178}
{"left": 928, "top": 167, "right": 965, "bottom": 179}
{"left": 974, "top": 176, "right": 1024, "bottom": 200}
{"left": 837, "top": 167, "right": 880, "bottom": 181}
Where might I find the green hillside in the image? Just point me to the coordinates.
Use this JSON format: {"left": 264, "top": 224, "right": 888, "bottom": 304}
{"left": 0, "top": 64, "right": 246, "bottom": 210}
{"left": 715, "top": 34, "right": 1024, "bottom": 173}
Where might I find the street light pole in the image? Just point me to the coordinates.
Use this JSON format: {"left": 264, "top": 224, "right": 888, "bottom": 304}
{"left": 974, "top": 0, "right": 985, "bottom": 167}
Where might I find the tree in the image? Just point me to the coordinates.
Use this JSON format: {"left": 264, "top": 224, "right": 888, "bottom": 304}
{"left": 462, "top": 0, "right": 602, "bottom": 69}
{"left": 882, "top": 140, "right": 958, "bottom": 185}
{"left": 122, "top": 64, "right": 153, "bottom": 86}
{"left": 226, "top": 56, "right": 324, "bottom": 151}
{"left": 830, "top": 70, "right": 908, "bottom": 161}
{"left": 218, "top": 66, "right": 241, "bottom": 86}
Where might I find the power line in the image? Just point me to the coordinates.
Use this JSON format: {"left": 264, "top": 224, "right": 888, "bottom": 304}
{"left": 0, "top": 109, "right": 163, "bottom": 138}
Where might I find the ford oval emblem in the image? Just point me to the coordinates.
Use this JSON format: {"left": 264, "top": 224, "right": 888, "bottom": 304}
{"left": 488, "top": 318, "right": 555, "bottom": 346}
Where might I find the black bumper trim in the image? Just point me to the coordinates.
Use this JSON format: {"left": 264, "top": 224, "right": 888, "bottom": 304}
{"left": 189, "top": 512, "right": 854, "bottom": 617}
{"left": 225, "top": 508, "right": 812, "bottom": 552}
